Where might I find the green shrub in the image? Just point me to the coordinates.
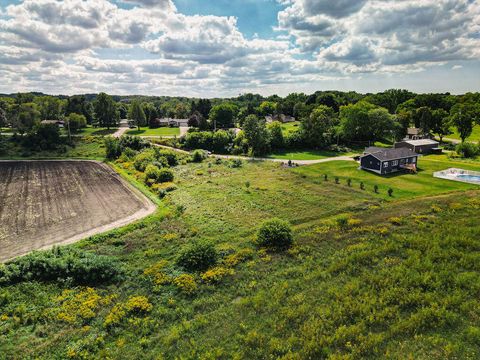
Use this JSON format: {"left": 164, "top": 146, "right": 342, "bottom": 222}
{"left": 0, "top": 248, "right": 122, "bottom": 286}
{"left": 134, "top": 149, "right": 156, "bottom": 171}
{"left": 456, "top": 142, "right": 479, "bottom": 158}
{"left": 229, "top": 159, "right": 243, "bottom": 168}
{"left": 158, "top": 168, "right": 174, "bottom": 183}
{"left": 176, "top": 240, "right": 218, "bottom": 271}
{"left": 144, "top": 164, "right": 162, "bottom": 183}
{"left": 105, "top": 137, "right": 122, "bottom": 159}
{"left": 118, "top": 135, "right": 150, "bottom": 152}
{"left": 191, "top": 149, "right": 207, "bottom": 163}
{"left": 256, "top": 218, "right": 293, "bottom": 250}
{"left": 336, "top": 216, "right": 349, "bottom": 229}
{"left": 158, "top": 149, "right": 179, "bottom": 166}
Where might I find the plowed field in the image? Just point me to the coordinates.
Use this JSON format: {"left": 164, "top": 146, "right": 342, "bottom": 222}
{"left": 0, "top": 160, "right": 155, "bottom": 261}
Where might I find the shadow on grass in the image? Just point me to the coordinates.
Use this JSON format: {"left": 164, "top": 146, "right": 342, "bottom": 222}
{"left": 90, "top": 129, "right": 118, "bottom": 136}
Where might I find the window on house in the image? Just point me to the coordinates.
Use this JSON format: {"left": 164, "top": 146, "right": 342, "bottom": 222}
{"left": 383, "top": 162, "right": 388, "bottom": 168}
{"left": 392, "top": 160, "right": 398, "bottom": 166}
{"left": 412, "top": 157, "right": 416, "bottom": 163}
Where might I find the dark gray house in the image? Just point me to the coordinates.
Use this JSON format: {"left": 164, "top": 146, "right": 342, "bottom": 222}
{"left": 360, "top": 147, "right": 419, "bottom": 175}
{"left": 394, "top": 139, "right": 441, "bottom": 154}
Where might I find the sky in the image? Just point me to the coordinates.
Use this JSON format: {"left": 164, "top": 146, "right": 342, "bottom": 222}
{"left": 0, "top": 0, "right": 479, "bottom": 97}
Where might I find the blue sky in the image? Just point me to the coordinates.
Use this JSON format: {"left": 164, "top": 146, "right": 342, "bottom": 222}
{"left": 174, "top": 0, "right": 284, "bottom": 38}
{"left": 0, "top": 0, "right": 479, "bottom": 96}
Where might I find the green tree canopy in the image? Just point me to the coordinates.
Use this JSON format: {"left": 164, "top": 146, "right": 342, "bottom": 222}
{"left": 128, "top": 100, "right": 146, "bottom": 130}
{"left": 267, "top": 121, "right": 284, "bottom": 150}
{"left": 243, "top": 114, "right": 270, "bottom": 156}
{"left": 450, "top": 103, "right": 476, "bottom": 142}
{"left": 209, "top": 103, "right": 237, "bottom": 129}
{"left": 300, "top": 105, "right": 336, "bottom": 148}
{"left": 94, "top": 93, "right": 118, "bottom": 129}
{"left": 14, "top": 103, "right": 41, "bottom": 134}
{"left": 66, "top": 113, "right": 87, "bottom": 133}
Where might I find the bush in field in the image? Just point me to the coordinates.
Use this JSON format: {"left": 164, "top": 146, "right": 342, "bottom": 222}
{"left": 157, "top": 168, "right": 174, "bottom": 183}
{"left": 158, "top": 149, "right": 178, "bottom": 166}
{"left": 456, "top": 142, "right": 479, "bottom": 158}
{"left": 176, "top": 240, "right": 218, "bottom": 272}
{"left": 105, "top": 137, "right": 122, "bottom": 159}
{"left": 144, "top": 164, "right": 162, "bottom": 183}
{"left": 0, "top": 248, "right": 122, "bottom": 286}
{"left": 191, "top": 149, "right": 207, "bottom": 163}
{"left": 24, "top": 124, "right": 62, "bottom": 150}
{"left": 134, "top": 149, "right": 156, "bottom": 171}
{"left": 105, "top": 135, "right": 150, "bottom": 160}
{"left": 256, "top": 218, "right": 293, "bottom": 250}
{"left": 118, "top": 135, "right": 150, "bottom": 152}
{"left": 228, "top": 159, "right": 243, "bottom": 168}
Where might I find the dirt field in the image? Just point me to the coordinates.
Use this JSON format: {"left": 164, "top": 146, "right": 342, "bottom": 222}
{"left": 0, "top": 160, "right": 156, "bottom": 262}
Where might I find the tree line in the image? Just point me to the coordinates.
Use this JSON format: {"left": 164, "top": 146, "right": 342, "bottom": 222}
{"left": 1, "top": 90, "right": 479, "bottom": 155}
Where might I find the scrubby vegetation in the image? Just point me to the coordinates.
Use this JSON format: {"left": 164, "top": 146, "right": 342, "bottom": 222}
{"left": 0, "top": 248, "right": 122, "bottom": 286}
{"left": 1, "top": 157, "right": 480, "bottom": 359}
{"left": 256, "top": 218, "right": 293, "bottom": 250}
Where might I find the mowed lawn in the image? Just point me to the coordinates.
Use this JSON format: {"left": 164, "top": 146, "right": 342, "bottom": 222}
{"left": 448, "top": 124, "right": 480, "bottom": 142}
{"left": 294, "top": 155, "right": 480, "bottom": 200}
{"left": 268, "top": 149, "right": 355, "bottom": 160}
{"left": 72, "top": 126, "right": 118, "bottom": 136}
{"left": 280, "top": 121, "right": 301, "bottom": 135}
{"left": 126, "top": 127, "right": 180, "bottom": 136}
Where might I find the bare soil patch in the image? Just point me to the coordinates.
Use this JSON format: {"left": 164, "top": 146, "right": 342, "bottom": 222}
{"left": 0, "top": 160, "right": 156, "bottom": 262}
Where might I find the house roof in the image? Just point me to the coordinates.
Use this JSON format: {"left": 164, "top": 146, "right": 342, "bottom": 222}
{"left": 363, "top": 147, "right": 418, "bottom": 161}
{"left": 407, "top": 128, "right": 422, "bottom": 135}
{"left": 398, "top": 139, "right": 439, "bottom": 146}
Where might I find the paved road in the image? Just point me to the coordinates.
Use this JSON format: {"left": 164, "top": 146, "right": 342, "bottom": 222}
{"left": 153, "top": 144, "right": 357, "bottom": 165}
{"left": 113, "top": 119, "right": 129, "bottom": 138}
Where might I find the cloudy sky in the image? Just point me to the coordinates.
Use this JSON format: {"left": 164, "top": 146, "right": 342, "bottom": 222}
{"left": 0, "top": 0, "right": 479, "bottom": 97}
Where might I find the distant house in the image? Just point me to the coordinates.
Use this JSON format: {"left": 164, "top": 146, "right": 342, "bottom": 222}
{"left": 265, "top": 114, "right": 296, "bottom": 123}
{"left": 394, "top": 139, "right": 441, "bottom": 154}
{"left": 360, "top": 147, "right": 419, "bottom": 175}
{"left": 405, "top": 127, "right": 432, "bottom": 140}
{"left": 155, "top": 118, "right": 189, "bottom": 127}
{"left": 41, "top": 120, "right": 64, "bottom": 128}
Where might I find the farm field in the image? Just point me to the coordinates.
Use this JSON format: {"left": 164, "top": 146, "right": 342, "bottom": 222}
{"left": 0, "top": 160, "right": 155, "bottom": 261}
{"left": 126, "top": 127, "right": 180, "bottom": 137}
{"left": 1, "top": 156, "right": 480, "bottom": 359}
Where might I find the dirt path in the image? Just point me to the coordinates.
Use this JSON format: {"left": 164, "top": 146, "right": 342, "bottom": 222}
{"left": 0, "top": 160, "right": 156, "bottom": 262}
{"left": 112, "top": 119, "right": 130, "bottom": 138}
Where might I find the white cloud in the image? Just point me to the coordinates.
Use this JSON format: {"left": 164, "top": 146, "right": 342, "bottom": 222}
{"left": 0, "top": 0, "right": 478, "bottom": 96}
{"left": 278, "top": 0, "right": 480, "bottom": 74}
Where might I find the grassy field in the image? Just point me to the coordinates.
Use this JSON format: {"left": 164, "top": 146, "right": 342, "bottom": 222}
{"left": 268, "top": 149, "right": 355, "bottom": 160}
{"left": 0, "top": 127, "right": 13, "bottom": 133}
{"left": 0, "top": 136, "right": 106, "bottom": 160}
{"left": 281, "top": 121, "right": 301, "bottom": 135}
{"left": 73, "top": 126, "right": 118, "bottom": 137}
{"left": 448, "top": 124, "right": 480, "bottom": 142}
{"left": 126, "top": 127, "right": 180, "bottom": 137}
{"left": 1, "top": 152, "right": 480, "bottom": 359}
